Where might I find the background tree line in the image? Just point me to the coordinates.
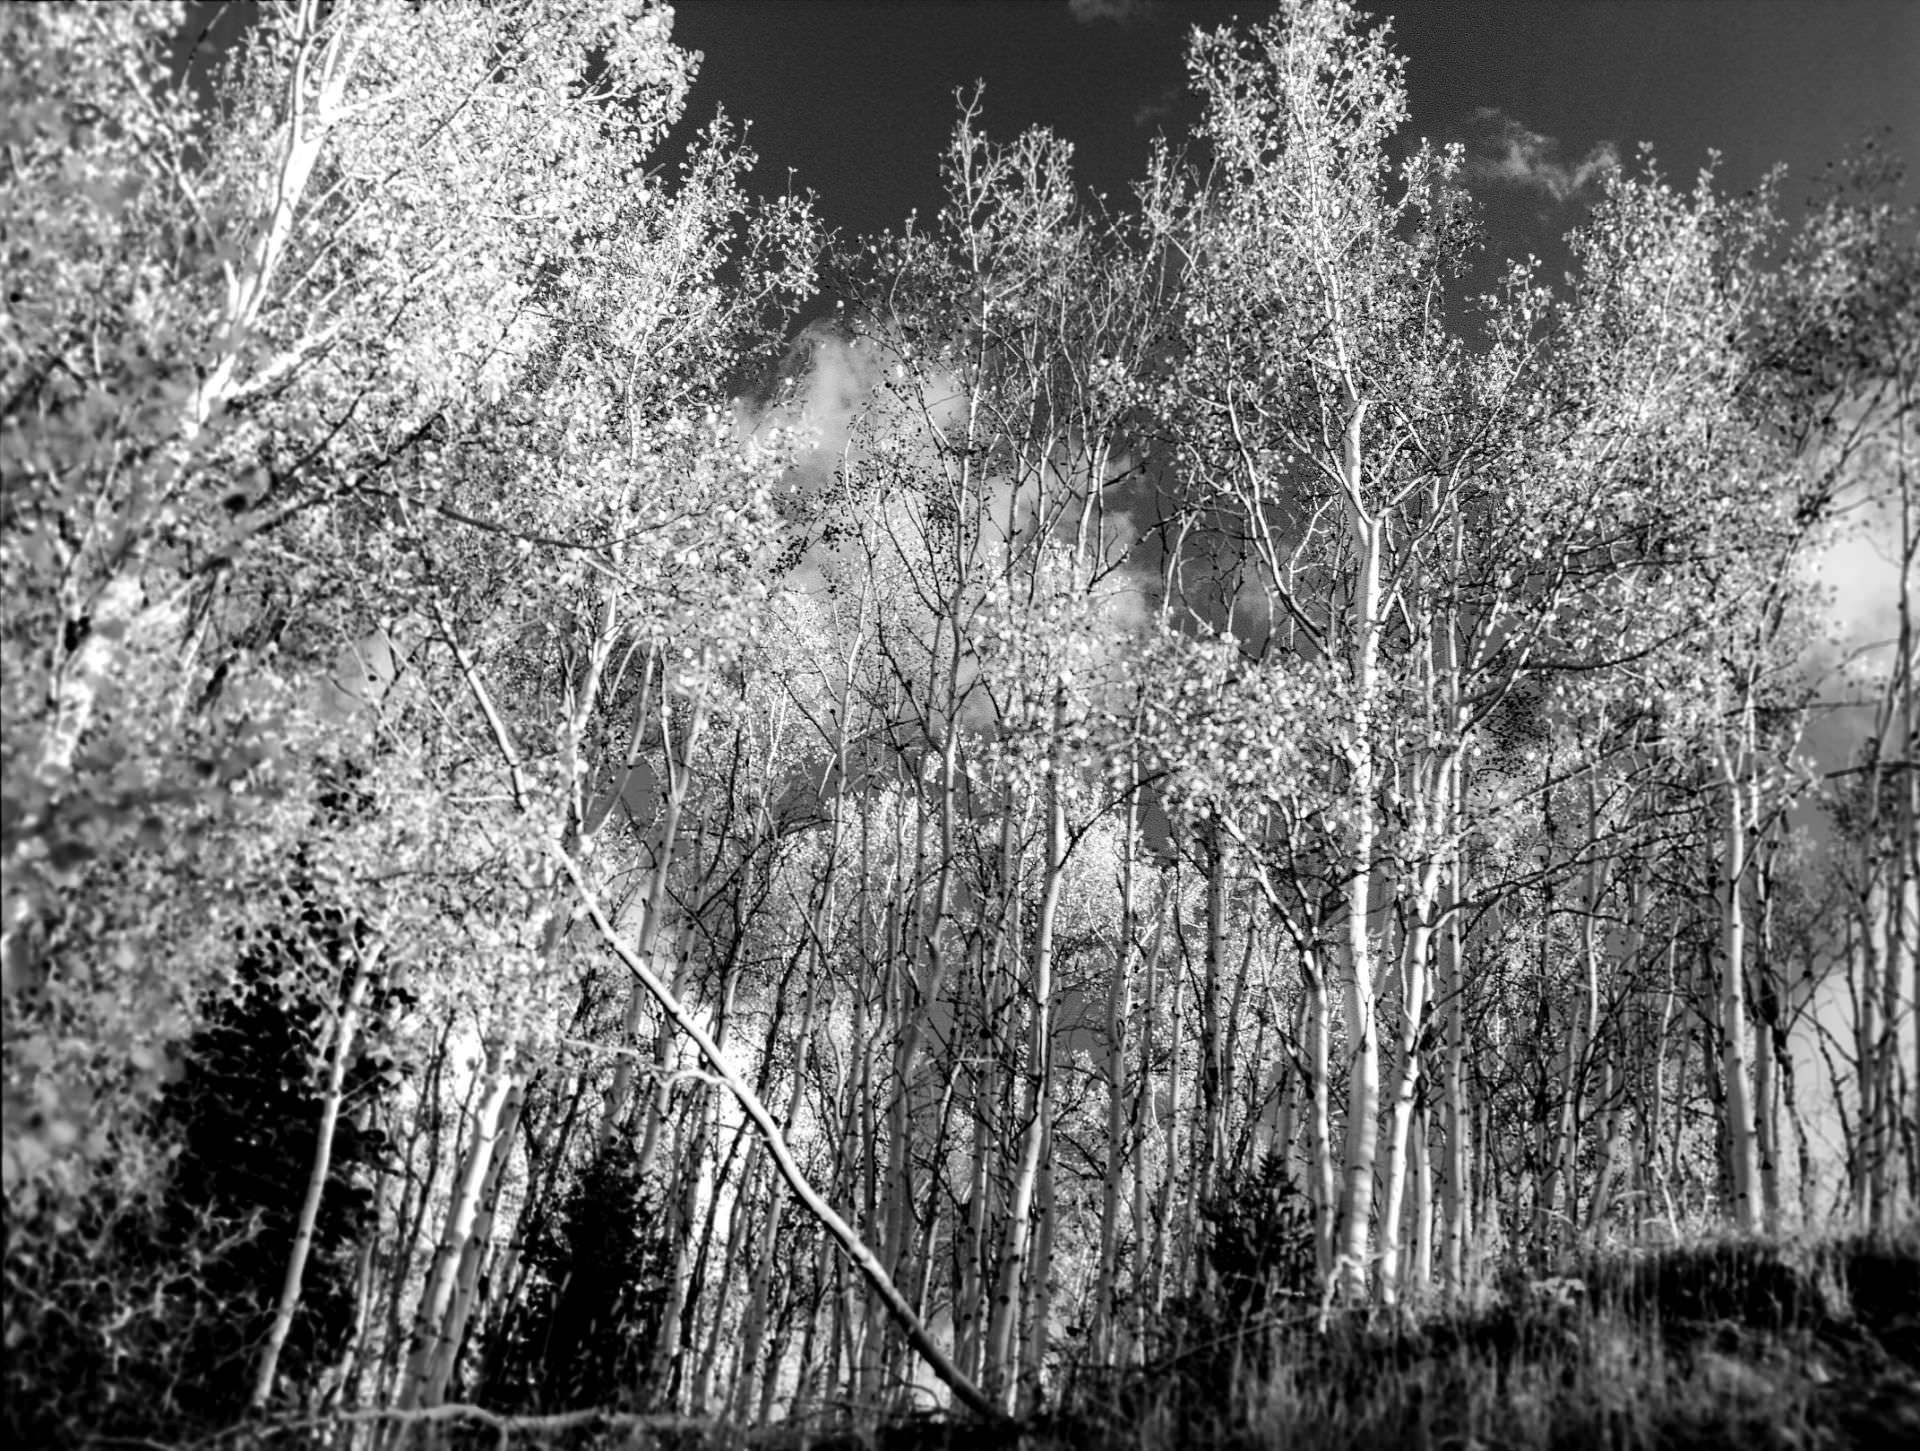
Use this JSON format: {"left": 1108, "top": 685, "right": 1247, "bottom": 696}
{"left": 2, "top": 0, "right": 1914, "bottom": 1442}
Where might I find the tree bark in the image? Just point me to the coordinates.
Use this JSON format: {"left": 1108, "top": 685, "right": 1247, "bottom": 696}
{"left": 1093, "top": 795, "right": 1145, "bottom": 1363}
{"left": 1439, "top": 823, "right": 1471, "bottom": 1297}
{"left": 1720, "top": 747, "right": 1762, "bottom": 1234}
{"left": 250, "top": 938, "right": 380, "bottom": 1409}
{"left": 422, "top": 1076, "right": 524, "bottom": 1406}
{"left": 1377, "top": 852, "right": 1441, "bottom": 1305}
{"left": 1335, "top": 398, "right": 1382, "bottom": 1300}
{"left": 400, "top": 1038, "right": 519, "bottom": 1409}
{"left": 984, "top": 731, "right": 1064, "bottom": 1410}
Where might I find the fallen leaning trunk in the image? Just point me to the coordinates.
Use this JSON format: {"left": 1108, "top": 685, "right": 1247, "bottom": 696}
{"left": 556, "top": 849, "right": 1000, "bottom": 1421}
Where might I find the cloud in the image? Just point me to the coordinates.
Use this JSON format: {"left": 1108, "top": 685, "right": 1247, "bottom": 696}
{"left": 1465, "top": 107, "right": 1619, "bottom": 203}
{"left": 1798, "top": 476, "right": 1908, "bottom": 772}
{"left": 780, "top": 320, "right": 874, "bottom": 465}
{"left": 1069, "top": 0, "right": 1162, "bottom": 26}
{"left": 1132, "top": 83, "right": 1181, "bottom": 130}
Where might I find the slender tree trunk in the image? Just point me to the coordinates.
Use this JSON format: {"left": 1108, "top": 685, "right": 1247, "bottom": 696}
{"left": 882, "top": 723, "right": 960, "bottom": 1394}
{"left": 1754, "top": 1001, "right": 1780, "bottom": 1234}
{"left": 1852, "top": 890, "right": 1883, "bottom": 1227}
{"left": 1440, "top": 832, "right": 1471, "bottom": 1297}
{"left": 422, "top": 1077, "right": 524, "bottom": 1405}
{"left": 1378, "top": 851, "right": 1441, "bottom": 1305}
{"left": 985, "top": 729, "right": 1064, "bottom": 1410}
{"left": 400, "top": 1038, "right": 519, "bottom": 1409}
{"left": 953, "top": 1054, "right": 989, "bottom": 1385}
{"left": 760, "top": 1267, "right": 801, "bottom": 1424}
{"left": 1094, "top": 797, "right": 1145, "bottom": 1362}
{"left": 1581, "top": 1054, "right": 1623, "bottom": 1241}
{"left": 733, "top": 974, "right": 821, "bottom": 1421}
{"left": 1535, "top": 843, "right": 1594, "bottom": 1256}
{"left": 1335, "top": 399, "right": 1382, "bottom": 1301}
{"left": 1588, "top": 877, "right": 1646, "bottom": 1242}
{"left": 1472, "top": 1097, "right": 1501, "bottom": 1280}
{"left": 1651, "top": 933, "right": 1684, "bottom": 1240}
{"left": 1155, "top": 905, "right": 1186, "bottom": 1316}
{"left": 1869, "top": 870, "right": 1904, "bottom": 1230}
{"left": 1199, "top": 834, "right": 1229, "bottom": 1207}
{"left": 693, "top": 1126, "right": 756, "bottom": 1414}
{"left": 650, "top": 1105, "right": 712, "bottom": 1407}
{"left": 1303, "top": 948, "right": 1337, "bottom": 1283}
{"left": 1899, "top": 866, "right": 1919, "bottom": 1215}
{"left": 251, "top": 939, "right": 380, "bottom": 1409}
{"left": 1408, "top": 1100, "right": 1434, "bottom": 1302}
{"left": 1019, "top": 1118, "right": 1055, "bottom": 1411}
{"left": 334, "top": 1221, "right": 380, "bottom": 1411}
{"left": 1752, "top": 841, "right": 1784, "bottom": 1234}
{"left": 379, "top": 1024, "right": 451, "bottom": 1399}
{"left": 1132, "top": 923, "right": 1159, "bottom": 1356}
{"left": 1721, "top": 747, "right": 1762, "bottom": 1234}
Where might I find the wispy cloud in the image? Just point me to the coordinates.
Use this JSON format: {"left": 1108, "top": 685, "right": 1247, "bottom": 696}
{"left": 1465, "top": 107, "right": 1619, "bottom": 203}
{"left": 1069, "top": 0, "right": 1162, "bottom": 27}
{"left": 1132, "top": 83, "right": 1180, "bottom": 130}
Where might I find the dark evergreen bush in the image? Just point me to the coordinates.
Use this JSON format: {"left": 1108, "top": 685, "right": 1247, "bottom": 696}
{"left": 147, "top": 918, "right": 395, "bottom": 1426}
{"left": 1198, "top": 1149, "right": 1318, "bottom": 1324}
{"left": 4, "top": 847, "right": 400, "bottom": 1446}
{"left": 479, "top": 1138, "right": 674, "bottom": 1414}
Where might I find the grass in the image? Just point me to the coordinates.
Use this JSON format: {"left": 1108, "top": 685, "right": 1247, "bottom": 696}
{"left": 1027, "top": 1229, "right": 1920, "bottom": 1451}
{"left": 236, "top": 1230, "right": 1920, "bottom": 1450}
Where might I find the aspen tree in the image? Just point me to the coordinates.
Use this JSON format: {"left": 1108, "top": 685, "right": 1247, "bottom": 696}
{"left": 1165, "top": 0, "right": 1469, "bottom": 1298}
{"left": 251, "top": 935, "right": 384, "bottom": 1408}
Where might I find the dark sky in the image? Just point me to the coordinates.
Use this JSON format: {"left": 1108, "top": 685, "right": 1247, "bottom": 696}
{"left": 666, "top": 0, "right": 1919, "bottom": 263}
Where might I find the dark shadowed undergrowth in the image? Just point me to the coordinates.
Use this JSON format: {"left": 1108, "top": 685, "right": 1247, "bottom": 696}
{"left": 1045, "top": 1230, "right": 1920, "bottom": 1451}
{"left": 221, "top": 1231, "right": 1919, "bottom": 1451}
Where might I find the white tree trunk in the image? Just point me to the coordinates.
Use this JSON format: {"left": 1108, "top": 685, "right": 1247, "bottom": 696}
{"left": 1093, "top": 797, "right": 1144, "bottom": 1362}
{"left": 421, "top": 1076, "right": 523, "bottom": 1406}
{"left": 1335, "top": 399, "right": 1382, "bottom": 1300}
{"left": 985, "top": 742, "right": 1064, "bottom": 1409}
{"left": 1440, "top": 835, "right": 1471, "bottom": 1297}
{"left": 250, "top": 939, "right": 378, "bottom": 1408}
{"left": 1377, "top": 846, "right": 1443, "bottom": 1304}
{"left": 400, "top": 1038, "right": 519, "bottom": 1409}
{"left": 1721, "top": 759, "right": 1761, "bottom": 1233}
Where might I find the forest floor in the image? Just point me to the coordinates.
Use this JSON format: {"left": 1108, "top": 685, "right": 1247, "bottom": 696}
{"left": 259, "top": 1232, "right": 1920, "bottom": 1450}
{"left": 759, "top": 1232, "right": 1920, "bottom": 1451}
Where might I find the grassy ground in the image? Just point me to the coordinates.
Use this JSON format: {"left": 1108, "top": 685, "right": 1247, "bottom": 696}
{"left": 1022, "top": 1231, "right": 1920, "bottom": 1451}
{"left": 248, "top": 1232, "right": 1920, "bottom": 1450}
{"left": 751, "top": 1231, "right": 1920, "bottom": 1451}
